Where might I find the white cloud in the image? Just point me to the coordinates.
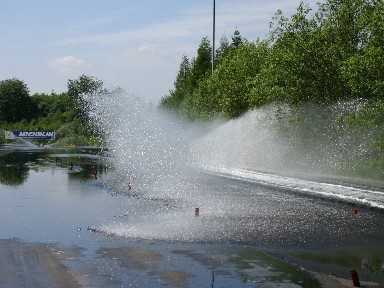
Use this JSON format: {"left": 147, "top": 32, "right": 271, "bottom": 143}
{"left": 137, "top": 45, "right": 151, "bottom": 53}
{"left": 48, "top": 56, "right": 92, "bottom": 75}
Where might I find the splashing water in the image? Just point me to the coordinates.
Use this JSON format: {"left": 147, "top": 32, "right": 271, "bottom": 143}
{"left": 85, "top": 89, "right": 374, "bottom": 185}
{"left": 83, "top": 90, "right": 384, "bottom": 243}
{"left": 83, "top": 88, "right": 197, "bottom": 195}
{"left": 191, "top": 101, "right": 376, "bottom": 175}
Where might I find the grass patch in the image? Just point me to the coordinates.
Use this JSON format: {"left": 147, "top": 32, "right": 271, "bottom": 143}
{"left": 289, "top": 247, "right": 384, "bottom": 274}
{"left": 230, "top": 248, "right": 321, "bottom": 287}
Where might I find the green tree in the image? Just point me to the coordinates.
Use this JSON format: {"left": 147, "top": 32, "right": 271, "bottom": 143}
{"left": 253, "top": 1, "right": 363, "bottom": 105}
{"left": 67, "top": 75, "right": 106, "bottom": 141}
{"left": 252, "top": 3, "right": 323, "bottom": 105}
{"left": 231, "top": 29, "right": 243, "bottom": 48}
{"left": 0, "top": 78, "right": 35, "bottom": 123}
{"left": 318, "top": 0, "right": 366, "bottom": 59}
{"left": 215, "top": 34, "right": 230, "bottom": 67}
{"left": 180, "top": 76, "right": 217, "bottom": 120}
{"left": 180, "top": 41, "right": 269, "bottom": 120}
{"left": 314, "top": 0, "right": 371, "bottom": 100}
{"left": 215, "top": 41, "right": 268, "bottom": 118}
{"left": 340, "top": 0, "right": 384, "bottom": 98}
{"left": 67, "top": 74, "right": 104, "bottom": 121}
{"left": 30, "top": 92, "right": 76, "bottom": 130}
{"left": 159, "top": 55, "right": 191, "bottom": 113}
{"left": 188, "top": 37, "right": 212, "bottom": 90}
{"left": 178, "top": 37, "right": 212, "bottom": 119}
{"left": 32, "top": 92, "right": 73, "bottom": 118}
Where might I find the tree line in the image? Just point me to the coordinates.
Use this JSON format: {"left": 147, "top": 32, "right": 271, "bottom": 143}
{"left": 159, "top": 0, "right": 384, "bottom": 121}
{"left": 0, "top": 75, "right": 104, "bottom": 146}
{"left": 159, "top": 0, "right": 384, "bottom": 178}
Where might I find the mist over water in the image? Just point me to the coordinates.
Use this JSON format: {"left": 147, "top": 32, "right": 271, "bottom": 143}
{"left": 192, "top": 101, "right": 374, "bottom": 176}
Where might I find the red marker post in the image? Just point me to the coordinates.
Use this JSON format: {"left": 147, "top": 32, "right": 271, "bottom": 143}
{"left": 350, "top": 269, "right": 360, "bottom": 287}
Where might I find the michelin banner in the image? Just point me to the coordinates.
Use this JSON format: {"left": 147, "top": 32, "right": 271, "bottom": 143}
{"left": 4, "top": 131, "right": 55, "bottom": 141}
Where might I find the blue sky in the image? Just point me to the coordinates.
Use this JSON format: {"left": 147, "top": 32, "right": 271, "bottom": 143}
{"left": 0, "top": 0, "right": 319, "bottom": 102}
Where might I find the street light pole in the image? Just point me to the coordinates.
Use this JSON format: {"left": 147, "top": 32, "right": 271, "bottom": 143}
{"left": 212, "top": 0, "right": 215, "bottom": 74}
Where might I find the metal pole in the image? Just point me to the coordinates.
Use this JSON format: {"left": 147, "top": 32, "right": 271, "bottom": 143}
{"left": 212, "top": 0, "right": 215, "bottom": 74}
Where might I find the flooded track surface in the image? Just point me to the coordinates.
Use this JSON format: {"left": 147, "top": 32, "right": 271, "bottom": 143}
{"left": 1, "top": 149, "right": 384, "bottom": 287}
